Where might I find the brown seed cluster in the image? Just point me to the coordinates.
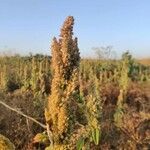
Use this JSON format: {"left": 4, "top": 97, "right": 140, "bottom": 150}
{"left": 45, "top": 16, "right": 80, "bottom": 146}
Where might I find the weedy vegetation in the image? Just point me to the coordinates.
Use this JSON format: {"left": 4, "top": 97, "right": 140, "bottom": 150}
{"left": 0, "top": 16, "right": 150, "bottom": 150}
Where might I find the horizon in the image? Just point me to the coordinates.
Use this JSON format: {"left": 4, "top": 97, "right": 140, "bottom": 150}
{"left": 0, "top": 50, "right": 149, "bottom": 60}
{"left": 0, "top": 0, "right": 150, "bottom": 58}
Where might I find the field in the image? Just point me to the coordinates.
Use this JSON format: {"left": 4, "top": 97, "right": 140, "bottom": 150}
{"left": 0, "top": 16, "right": 150, "bottom": 150}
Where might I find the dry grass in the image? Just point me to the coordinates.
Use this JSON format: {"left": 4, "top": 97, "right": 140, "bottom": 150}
{"left": 138, "top": 58, "right": 150, "bottom": 66}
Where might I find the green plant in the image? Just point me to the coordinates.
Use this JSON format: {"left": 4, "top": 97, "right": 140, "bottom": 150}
{"left": 114, "top": 51, "right": 130, "bottom": 127}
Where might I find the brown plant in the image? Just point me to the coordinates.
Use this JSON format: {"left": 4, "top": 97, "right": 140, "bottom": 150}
{"left": 45, "top": 16, "right": 80, "bottom": 149}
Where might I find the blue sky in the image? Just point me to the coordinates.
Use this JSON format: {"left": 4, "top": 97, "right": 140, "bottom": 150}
{"left": 0, "top": 0, "right": 150, "bottom": 58}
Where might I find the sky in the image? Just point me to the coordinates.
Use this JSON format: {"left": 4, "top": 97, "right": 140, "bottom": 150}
{"left": 0, "top": 0, "right": 150, "bottom": 58}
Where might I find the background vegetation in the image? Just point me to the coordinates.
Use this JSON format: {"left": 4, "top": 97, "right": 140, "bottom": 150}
{"left": 0, "top": 16, "right": 150, "bottom": 150}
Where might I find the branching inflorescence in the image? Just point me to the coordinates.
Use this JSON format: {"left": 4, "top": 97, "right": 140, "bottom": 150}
{"left": 45, "top": 16, "right": 80, "bottom": 149}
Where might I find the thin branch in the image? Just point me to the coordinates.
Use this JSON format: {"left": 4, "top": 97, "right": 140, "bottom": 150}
{"left": 0, "top": 100, "right": 54, "bottom": 145}
{"left": 0, "top": 100, "right": 46, "bottom": 129}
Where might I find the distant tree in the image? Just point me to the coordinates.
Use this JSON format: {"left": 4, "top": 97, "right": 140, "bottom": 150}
{"left": 92, "top": 46, "right": 116, "bottom": 60}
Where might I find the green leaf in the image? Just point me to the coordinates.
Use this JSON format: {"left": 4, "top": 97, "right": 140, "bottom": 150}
{"left": 76, "top": 137, "right": 84, "bottom": 150}
{"left": 92, "top": 128, "right": 100, "bottom": 145}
